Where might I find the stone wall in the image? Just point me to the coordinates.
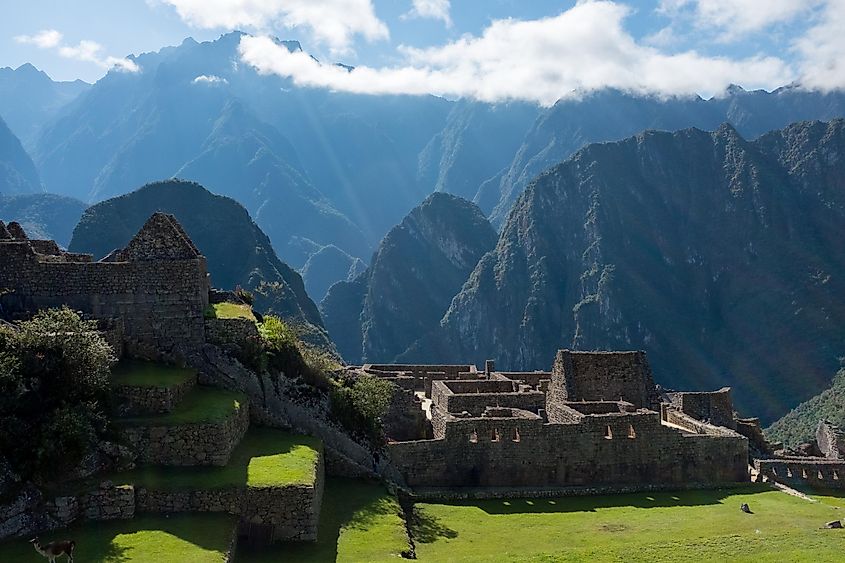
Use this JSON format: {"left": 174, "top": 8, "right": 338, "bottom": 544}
{"left": 0, "top": 214, "right": 210, "bottom": 361}
{"left": 668, "top": 388, "right": 735, "bottom": 429}
{"left": 362, "top": 364, "right": 479, "bottom": 396}
{"left": 389, "top": 409, "right": 748, "bottom": 489}
{"left": 136, "top": 454, "right": 324, "bottom": 542}
{"left": 755, "top": 457, "right": 845, "bottom": 489}
{"left": 205, "top": 317, "right": 260, "bottom": 353}
{"left": 548, "top": 350, "right": 659, "bottom": 410}
{"left": 431, "top": 380, "right": 546, "bottom": 417}
{"left": 121, "top": 398, "right": 249, "bottom": 466}
{"left": 78, "top": 483, "right": 135, "bottom": 520}
{"left": 816, "top": 420, "right": 845, "bottom": 459}
{"left": 113, "top": 373, "right": 197, "bottom": 416}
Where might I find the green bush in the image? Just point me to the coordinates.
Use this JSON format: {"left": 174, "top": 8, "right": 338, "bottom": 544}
{"left": 329, "top": 374, "right": 394, "bottom": 448}
{"left": 0, "top": 307, "right": 115, "bottom": 489}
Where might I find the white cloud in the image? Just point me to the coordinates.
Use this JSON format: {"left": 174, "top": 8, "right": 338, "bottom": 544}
{"left": 659, "top": 0, "right": 821, "bottom": 41}
{"left": 192, "top": 74, "right": 229, "bottom": 85}
{"left": 59, "top": 40, "right": 140, "bottom": 72}
{"left": 14, "top": 29, "right": 63, "bottom": 49}
{"left": 402, "top": 0, "right": 452, "bottom": 27}
{"left": 158, "top": 0, "right": 388, "bottom": 54}
{"left": 239, "top": 1, "right": 793, "bottom": 105}
{"left": 794, "top": 0, "right": 845, "bottom": 90}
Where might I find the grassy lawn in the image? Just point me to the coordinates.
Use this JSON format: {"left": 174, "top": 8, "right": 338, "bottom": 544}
{"left": 411, "top": 486, "right": 845, "bottom": 562}
{"left": 206, "top": 302, "right": 256, "bottom": 321}
{"left": 111, "top": 360, "right": 196, "bottom": 388}
{"left": 236, "top": 478, "right": 408, "bottom": 563}
{"left": 0, "top": 514, "right": 237, "bottom": 563}
{"left": 117, "top": 387, "right": 244, "bottom": 426}
{"left": 106, "top": 428, "right": 320, "bottom": 490}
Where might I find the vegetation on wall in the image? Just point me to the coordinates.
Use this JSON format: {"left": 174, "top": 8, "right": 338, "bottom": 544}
{"left": 0, "top": 307, "right": 115, "bottom": 494}
{"left": 767, "top": 367, "right": 845, "bottom": 447}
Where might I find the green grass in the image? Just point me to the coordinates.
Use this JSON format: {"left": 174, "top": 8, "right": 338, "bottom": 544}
{"left": 105, "top": 428, "right": 320, "bottom": 490}
{"left": 117, "top": 387, "right": 244, "bottom": 427}
{"left": 0, "top": 514, "right": 236, "bottom": 563}
{"left": 236, "top": 477, "right": 408, "bottom": 563}
{"left": 206, "top": 302, "right": 256, "bottom": 321}
{"left": 111, "top": 360, "right": 196, "bottom": 388}
{"left": 410, "top": 486, "right": 845, "bottom": 562}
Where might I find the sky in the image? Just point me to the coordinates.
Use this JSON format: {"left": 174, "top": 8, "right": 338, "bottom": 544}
{"left": 2, "top": 0, "right": 843, "bottom": 104}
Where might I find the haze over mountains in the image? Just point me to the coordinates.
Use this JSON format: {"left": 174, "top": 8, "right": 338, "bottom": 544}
{"left": 1, "top": 33, "right": 845, "bottom": 424}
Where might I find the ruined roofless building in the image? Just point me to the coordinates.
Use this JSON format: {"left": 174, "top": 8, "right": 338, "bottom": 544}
{"left": 359, "top": 350, "right": 750, "bottom": 493}
{"left": 0, "top": 213, "right": 209, "bottom": 360}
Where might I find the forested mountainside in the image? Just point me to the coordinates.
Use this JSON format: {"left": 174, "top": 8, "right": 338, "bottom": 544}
{"left": 404, "top": 120, "right": 845, "bottom": 423}
{"left": 322, "top": 192, "right": 496, "bottom": 364}
{"left": 68, "top": 179, "right": 332, "bottom": 349}
{"left": 0, "top": 193, "right": 86, "bottom": 246}
{"left": 0, "top": 116, "right": 41, "bottom": 196}
{"left": 768, "top": 368, "right": 845, "bottom": 447}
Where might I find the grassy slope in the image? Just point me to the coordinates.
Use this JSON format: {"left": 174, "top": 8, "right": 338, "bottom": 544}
{"left": 208, "top": 302, "right": 256, "bottom": 321}
{"left": 767, "top": 368, "right": 845, "bottom": 446}
{"left": 0, "top": 514, "right": 236, "bottom": 563}
{"left": 111, "top": 360, "right": 196, "bottom": 388}
{"left": 412, "top": 486, "right": 845, "bottom": 562}
{"left": 117, "top": 387, "right": 244, "bottom": 426}
{"left": 236, "top": 478, "right": 408, "bottom": 563}
{"left": 106, "top": 428, "right": 320, "bottom": 490}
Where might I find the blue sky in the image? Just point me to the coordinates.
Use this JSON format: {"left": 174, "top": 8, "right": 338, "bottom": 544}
{"left": 2, "top": 1, "right": 842, "bottom": 103}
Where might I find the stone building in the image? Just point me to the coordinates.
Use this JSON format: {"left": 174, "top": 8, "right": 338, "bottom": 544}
{"left": 0, "top": 213, "right": 209, "bottom": 360}
{"left": 352, "top": 350, "right": 750, "bottom": 494}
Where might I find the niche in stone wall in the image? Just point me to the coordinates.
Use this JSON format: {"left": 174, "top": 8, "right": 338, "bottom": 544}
{"left": 469, "top": 430, "right": 478, "bottom": 443}
{"left": 834, "top": 470, "right": 840, "bottom": 480}
{"left": 786, "top": 467, "right": 793, "bottom": 478}
{"left": 604, "top": 425, "right": 613, "bottom": 440}
{"left": 818, "top": 470, "right": 825, "bottom": 480}
{"left": 512, "top": 428, "right": 520, "bottom": 442}
{"left": 491, "top": 428, "right": 500, "bottom": 442}
{"left": 801, "top": 468, "right": 808, "bottom": 479}
{"left": 627, "top": 424, "right": 636, "bottom": 439}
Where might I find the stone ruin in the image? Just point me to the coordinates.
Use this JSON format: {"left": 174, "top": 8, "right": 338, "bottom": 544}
{"left": 0, "top": 213, "right": 210, "bottom": 361}
{"left": 754, "top": 420, "right": 845, "bottom": 490}
{"left": 350, "top": 350, "right": 753, "bottom": 494}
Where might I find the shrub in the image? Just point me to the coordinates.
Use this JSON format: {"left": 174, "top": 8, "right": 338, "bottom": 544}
{"left": 234, "top": 285, "right": 255, "bottom": 306}
{"left": 0, "top": 307, "right": 115, "bottom": 489}
{"left": 330, "top": 373, "right": 394, "bottom": 448}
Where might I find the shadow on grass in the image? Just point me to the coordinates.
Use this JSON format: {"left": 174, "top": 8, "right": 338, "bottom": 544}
{"left": 441, "top": 484, "right": 768, "bottom": 516}
{"left": 0, "top": 514, "right": 235, "bottom": 563}
{"left": 236, "top": 477, "right": 405, "bottom": 563}
{"left": 408, "top": 507, "right": 458, "bottom": 544}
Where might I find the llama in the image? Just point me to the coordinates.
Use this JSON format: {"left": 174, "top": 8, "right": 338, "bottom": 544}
{"left": 29, "top": 537, "right": 75, "bottom": 562}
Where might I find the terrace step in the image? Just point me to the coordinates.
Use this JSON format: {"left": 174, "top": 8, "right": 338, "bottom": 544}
{"left": 111, "top": 360, "right": 198, "bottom": 416}
{"left": 117, "top": 386, "right": 249, "bottom": 467}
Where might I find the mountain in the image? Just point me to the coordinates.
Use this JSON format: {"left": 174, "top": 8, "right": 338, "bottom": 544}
{"left": 0, "top": 116, "right": 41, "bottom": 196}
{"left": 417, "top": 100, "right": 540, "bottom": 200}
{"left": 0, "top": 63, "right": 89, "bottom": 146}
{"left": 767, "top": 368, "right": 845, "bottom": 447}
{"left": 406, "top": 120, "right": 845, "bottom": 423}
{"left": 482, "top": 86, "right": 845, "bottom": 225}
{"left": 68, "top": 179, "right": 332, "bottom": 349}
{"left": 32, "top": 33, "right": 448, "bottom": 272}
{"left": 0, "top": 193, "right": 86, "bottom": 246}
{"left": 322, "top": 192, "right": 497, "bottom": 364}
{"left": 300, "top": 245, "right": 365, "bottom": 303}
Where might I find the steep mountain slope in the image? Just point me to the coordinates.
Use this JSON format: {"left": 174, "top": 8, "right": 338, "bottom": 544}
{"left": 482, "top": 87, "right": 845, "bottom": 225}
{"left": 0, "top": 63, "right": 89, "bottom": 146}
{"left": 68, "top": 179, "right": 332, "bottom": 349}
{"left": 300, "top": 245, "right": 365, "bottom": 303}
{"left": 322, "top": 192, "right": 497, "bottom": 364}
{"left": 767, "top": 368, "right": 845, "bottom": 447}
{"left": 408, "top": 120, "right": 845, "bottom": 423}
{"left": 0, "top": 116, "right": 41, "bottom": 196}
{"left": 0, "top": 193, "right": 86, "bottom": 246}
{"left": 417, "top": 100, "right": 539, "bottom": 200}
